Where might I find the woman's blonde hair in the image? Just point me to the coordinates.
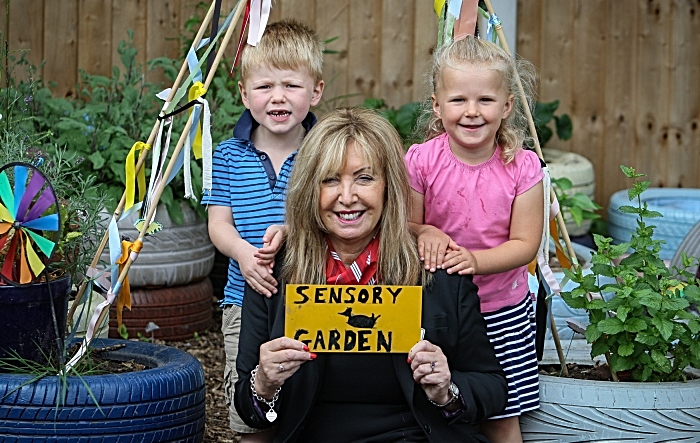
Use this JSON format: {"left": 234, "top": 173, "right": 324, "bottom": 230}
{"left": 283, "top": 107, "right": 422, "bottom": 286}
{"left": 240, "top": 20, "right": 324, "bottom": 84}
{"left": 423, "top": 36, "right": 536, "bottom": 163}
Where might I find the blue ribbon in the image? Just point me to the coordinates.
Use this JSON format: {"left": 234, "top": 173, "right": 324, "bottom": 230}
{"left": 487, "top": 13, "right": 501, "bottom": 43}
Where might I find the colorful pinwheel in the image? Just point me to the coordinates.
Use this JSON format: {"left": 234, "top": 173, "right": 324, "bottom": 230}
{"left": 0, "top": 162, "right": 61, "bottom": 285}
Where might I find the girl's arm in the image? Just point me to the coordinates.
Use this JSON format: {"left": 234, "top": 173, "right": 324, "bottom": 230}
{"left": 409, "top": 189, "right": 459, "bottom": 272}
{"left": 444, "top": 181, "right": 544, "bottom": 275}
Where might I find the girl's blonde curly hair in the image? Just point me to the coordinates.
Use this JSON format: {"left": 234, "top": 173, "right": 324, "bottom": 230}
{"left": 422, "top": 36, "right": 537, "bottom": 164}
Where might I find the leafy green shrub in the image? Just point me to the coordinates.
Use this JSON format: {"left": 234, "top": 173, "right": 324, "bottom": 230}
{"left": 561, "top": 165, "right": 700, "bottom": 382}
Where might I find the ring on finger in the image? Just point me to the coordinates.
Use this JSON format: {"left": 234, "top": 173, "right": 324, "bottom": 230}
{"left": 430, "top": 361, "right": 436, "bottom": 373}
{"left": 278, "top": 363, "right": 285, "bottom": 372}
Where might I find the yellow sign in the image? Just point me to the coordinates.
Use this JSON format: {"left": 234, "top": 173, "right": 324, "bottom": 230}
{"left": 285, "top": 285, "right": 422, "bottom": 353}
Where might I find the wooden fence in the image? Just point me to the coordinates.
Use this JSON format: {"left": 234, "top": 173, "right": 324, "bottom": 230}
{"left": 3, "top": 0, "right": 700, "bottom": 212}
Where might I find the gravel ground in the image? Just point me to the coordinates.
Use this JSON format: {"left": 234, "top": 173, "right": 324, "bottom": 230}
{"left": 167, "top": 301, "right": 242, "bottom": 443}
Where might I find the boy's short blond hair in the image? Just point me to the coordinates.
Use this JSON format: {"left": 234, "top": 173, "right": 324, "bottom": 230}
{"left": 239, "top": 20, "right": 323, "bottom": 84}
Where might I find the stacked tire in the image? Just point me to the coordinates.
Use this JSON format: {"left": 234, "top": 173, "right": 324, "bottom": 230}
{"left": 104, "top": 203, "right": 216, "bottom": 341}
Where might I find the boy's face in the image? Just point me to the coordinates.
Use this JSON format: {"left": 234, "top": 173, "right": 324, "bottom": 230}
{"left": 239, "top": 65, "right": 324, "bottom": 137}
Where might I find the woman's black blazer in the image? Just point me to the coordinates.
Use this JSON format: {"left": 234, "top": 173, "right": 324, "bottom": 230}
{"left": 235, "top": 264, "right": 508, "bottom": 443}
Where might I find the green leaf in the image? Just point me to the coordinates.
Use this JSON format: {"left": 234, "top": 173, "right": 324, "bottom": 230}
{"left": 651, "top": 316, "right": 674, "bottom": 341}
{"left": 635, "top": 331, "right": 658, "bottom": 346}
{"left": 624, "top": 317, "right": 647, "bottom": 333}
{"left": 651, "top": 349, "right": 672, "bottom": 373}
{"left": 618, "top": 342, "right": 634, "bottom": 357}
{"left": 618, "top": 205, "right": 639, "bottom": 214}
{"left": 661, "top": 297, "right": 689, "bottom": 311}
{"left": 585, "top": 324, "right": 603, "bottom": 342}
{"left": 88, "top": 151, "right": 105, "bottom": 169}
{"left": 597, "top": 317, "right": 624, "bottom": 334}
{"left": 554, "top": 114, "right": 573, "bottom": 140}
{"left": 590, "top": 339, "right": 609, "bottom": 358}
{"left": 688, "top": 318, "right": 700, "bottom": 335}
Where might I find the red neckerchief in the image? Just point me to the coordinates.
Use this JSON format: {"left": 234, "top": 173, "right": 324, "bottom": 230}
{"left": 325, "top": 234, "right": 379, "bottom": 285}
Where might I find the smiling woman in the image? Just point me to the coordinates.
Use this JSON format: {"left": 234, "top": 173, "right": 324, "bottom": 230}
{"left": 233, "top": 107, "right": 509, "bottom": 443}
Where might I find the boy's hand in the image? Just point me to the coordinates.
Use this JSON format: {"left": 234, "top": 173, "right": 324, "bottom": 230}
{"left": 255, "top": 224, "right": 287, "bottom": 267}
{"left": 240, "top": 243, "right": 278, "bottom": 297}
{"left": 442, "top": 246, "right": 477, "bottom": 275}
{"left": 416, "top": 226, "right": 459, "bottom": 272}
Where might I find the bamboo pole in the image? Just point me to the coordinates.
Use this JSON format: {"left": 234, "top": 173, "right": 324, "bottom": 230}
{"left": 66, "top": 1, "right": 219, "bottom": 329}
{"left": 481, "top": 0, "right": 578, "bottom": 376}
{"left": 83, "top": 0, "right": 245, "bottom": 348}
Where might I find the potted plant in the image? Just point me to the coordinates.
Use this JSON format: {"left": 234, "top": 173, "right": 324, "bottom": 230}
{"left": 520, "top": 165, "right": 700, "bottom": 441}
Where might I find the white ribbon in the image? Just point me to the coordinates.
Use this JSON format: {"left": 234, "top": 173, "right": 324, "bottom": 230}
{"left": 247, "top": 0, "right": 272, "bottom": 46}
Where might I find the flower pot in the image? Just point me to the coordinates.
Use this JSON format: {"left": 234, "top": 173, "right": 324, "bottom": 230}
{"left": 520, "top": 374, "right": 700, "bottom": 442}
{"left": 0, "top": 338, "right": 205, "bottom": 442}
{"left": 544, "top": 149, "right": 596, "bottom": 237}
{"left": 0, "top": 276, "right": 71, "bottom": 364}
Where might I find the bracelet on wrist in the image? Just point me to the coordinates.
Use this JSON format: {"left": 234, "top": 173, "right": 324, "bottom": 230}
{"left": 427, "top": 381, "right": 459, "bottom": 408}
{"left": 250, "top": 364, "right": 282, "bottom": 422}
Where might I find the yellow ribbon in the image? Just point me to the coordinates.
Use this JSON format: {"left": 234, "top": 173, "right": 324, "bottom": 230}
{"left": 125, "top": 141, "right": 151, "bottom": 211}
{"left": 434, "top": 0, "right": 446, "bottom": 17}
{"left": 188, "top": 81, "right": 208, "bottom": 160}
{"left": 114, "top": 239, "right": 141, "bottom": 326}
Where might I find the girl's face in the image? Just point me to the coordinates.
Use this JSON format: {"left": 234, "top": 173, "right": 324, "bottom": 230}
{"left": 432, "top": 64, "right": 514, "bottom": 164}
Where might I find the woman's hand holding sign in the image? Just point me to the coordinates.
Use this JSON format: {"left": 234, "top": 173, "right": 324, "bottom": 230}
{"left": 408, "top": 340, "right": 456, "bottom": 409}
{"left": 256, "top": 337, "right": 316, "bottom": 399}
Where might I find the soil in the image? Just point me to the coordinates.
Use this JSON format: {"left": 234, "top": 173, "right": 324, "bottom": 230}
{"left": 540, "top": 362, "right": 615, "bottom": 381}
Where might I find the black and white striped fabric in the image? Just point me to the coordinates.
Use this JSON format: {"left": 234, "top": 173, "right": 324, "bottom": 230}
{"left": 482, "top": 294, "right": 540, "bottom": 419}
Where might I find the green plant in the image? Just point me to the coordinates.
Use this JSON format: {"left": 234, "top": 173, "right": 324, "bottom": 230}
{"left": 362, "top": 98, "right": 422, "bottom": 148}
{"left": 533, "top": 99, "right": 572, "bottom": 148}
{"left": 560, "top": 165, "right": 700, "bottom": 382}
{"left": 551, "top": 176, "right": 601, "bottom": 228}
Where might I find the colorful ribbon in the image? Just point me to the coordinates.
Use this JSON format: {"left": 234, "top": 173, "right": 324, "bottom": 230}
{"left": 124, "top": 141, "right": 151, "bottom": 211}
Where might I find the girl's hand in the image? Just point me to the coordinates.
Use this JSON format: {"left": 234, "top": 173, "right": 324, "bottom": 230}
{"left": 256, "top": 337, "right": 316, "bottom": 399}
{"left": 408, "top": 340, "right": 452, "bottom": 405}
{"left": 255, "top": 224, "right": 288, "bottom": 268}
{"left": 443, "top": 246, "right": 478, "bottom": 275}
{"left": 416, "top": 226, "right": 459, "bottom": 272}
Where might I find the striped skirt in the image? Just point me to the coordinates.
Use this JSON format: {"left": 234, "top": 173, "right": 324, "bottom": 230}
{"left": 482, "top": 294, "right": 540, "bottom": 419}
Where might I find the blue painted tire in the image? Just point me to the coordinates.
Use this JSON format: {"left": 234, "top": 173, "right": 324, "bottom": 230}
{"left": 0, "top": 339, "right": 205, "bottom": 442}
{"left": 608, "top": 188, "right": 700, "bottom": 260}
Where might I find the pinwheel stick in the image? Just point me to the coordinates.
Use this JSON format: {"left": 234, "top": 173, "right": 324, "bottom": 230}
{"left": 84, "top": 0, "right": 244, "bottom": 347}
{"left": 66, "top": 0, "right": 219, "bottom": 328}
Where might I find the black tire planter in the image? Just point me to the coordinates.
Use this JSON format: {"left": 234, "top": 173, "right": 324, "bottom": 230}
{"left": 108, "top": 278, "right": 214, "bottom": 341}
{"left": 608, "top": 188, "right": 700, "bottom": 260}
{"left": 520, "top": 374, "right": 700, "bottom": 442}
{"left": 0, "top": 338, "right": 205, "bottom": 442}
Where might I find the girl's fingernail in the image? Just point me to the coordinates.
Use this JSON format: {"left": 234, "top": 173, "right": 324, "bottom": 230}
{"left": 310, "top": 353, "right": 317, "bottom": 360}
{"left": 407, "top": 357, "right": 412, "bottom": 364}
{"left": 303, "top": 344, "right": 309, "bottom": 351}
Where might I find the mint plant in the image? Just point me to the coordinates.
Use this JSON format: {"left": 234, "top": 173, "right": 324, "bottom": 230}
{"left": 560, "top": 165, "right": 700, "bottom": 382}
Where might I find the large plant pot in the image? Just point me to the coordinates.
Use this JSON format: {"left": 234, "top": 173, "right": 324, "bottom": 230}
{"left": 0, "top": 338, "right": 205, "bottom": 441}
{"left": 0, "top": 276, "right": 71, "bottom": 364}
{"left": 520, "top": 374, "right": 700, "bottom": 442}
{"left": 544, "top": 149, "right": 596, "bottom": 237}
{"left": 100, "top": 202, "right": 215, "bottom": 288}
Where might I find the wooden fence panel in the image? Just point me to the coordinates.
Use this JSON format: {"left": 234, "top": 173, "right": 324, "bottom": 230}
{"left": 315, "top": 0, "right": 349, "bottom": 107}
{"left": 78, "top": 0, "right": 112, "bottom": 78}
{"left": 380, "top": 0, "right": 414, "bottom": 108}
{"left": 346, "top": 0, "right": 381, "bottom": 106}
{"left": 112, "top": 0, "right": 148, "bottom": 73}
{"left": 42, "top": 1, "right": 78, "bottom": 97}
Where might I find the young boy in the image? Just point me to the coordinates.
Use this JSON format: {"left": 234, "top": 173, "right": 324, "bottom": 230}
{"left": 201, "top": 20, "right": 324, "bottom": 440}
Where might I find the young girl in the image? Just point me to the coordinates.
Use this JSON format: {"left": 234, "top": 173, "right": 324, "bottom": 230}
{"left": 405, "top": 36, "right": 543, "bottom": 443}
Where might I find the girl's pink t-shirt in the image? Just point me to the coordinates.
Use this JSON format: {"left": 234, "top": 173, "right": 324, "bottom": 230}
{"left": 405, "top": 133, "right": 543, "bottom": 312}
